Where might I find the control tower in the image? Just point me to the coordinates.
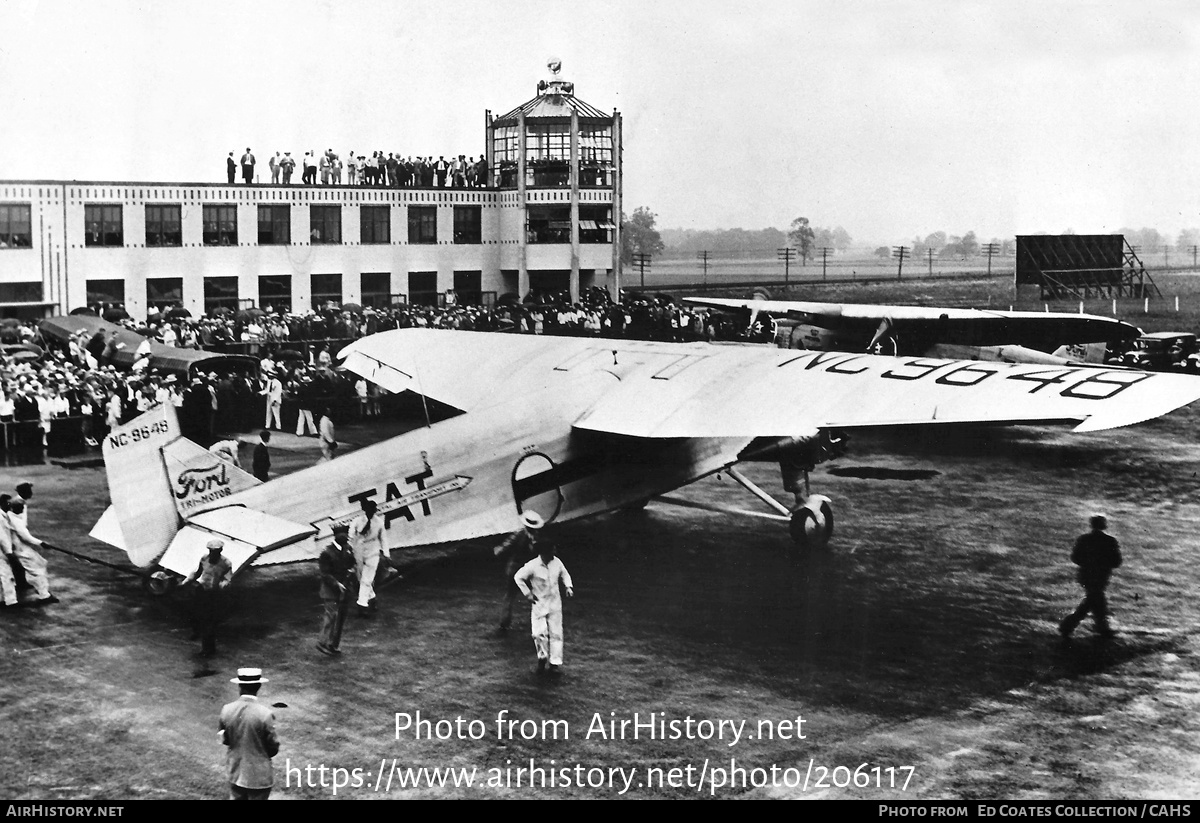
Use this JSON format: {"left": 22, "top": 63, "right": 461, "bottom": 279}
{"left": 486, "top": 61, "right": 622, "bottom": 302}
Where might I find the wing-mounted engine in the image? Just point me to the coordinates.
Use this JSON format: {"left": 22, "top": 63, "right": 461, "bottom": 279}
{"left": 737, "top": 430, "right": 849, "bottom": 470}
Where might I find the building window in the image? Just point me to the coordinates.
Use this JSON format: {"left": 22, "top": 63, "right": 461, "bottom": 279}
{"left": 525, "top": 123, "right": 571, "bottom": 187}
{"left": 146, "top": 277, "right": 183, "bottom": 311}
{"left": 361, "top": 272, "right": 391, "bottom": 309}
{"left": 259, "top": 275, "right": 292, "bottom": 313}
{"left": 258, "top": 205, "right": 290, "bottom": 245}
{"left": 310, "top": 205, "right": 342, "bottom": 244}
{"left": 86, "top": 279, "right": 125, "bottom": 309}
{"left": 526, "top": 205, "right": 570, "bottom": 244}
{"left": 407, "top": 206, "right": 437, "bottom": 244}
{"left": 311, "top": 273, "right": 343, "bottom": 310}
{"left": 0, "top": 204, "right": 33, "bottom": 248}
{"left": 145, "top": 204, "right": 182, "bottom": 247}
{"left": 453, "top": 206, "right": 481, "bottom": 244}
{"left": 579, "top": 205, "right": 616, "bottom": 244}
{"left": 361, "top": 205, "right": 390, "bottom": 244}
{"left": 408, "top": 271, "right": 438, "bottom": 306}
{"left": 203, "top": 204, "right": 238, "bottom": 246}
{"left": 204, "top": 276, "right": 239, "bottom": 315}
{"left": 453, "top": 271, "right": 482, "bottom": 306}
{"left": 579, "top": 125, "right": 614, "bottom": 186}
{"left": 0, "top": 282, "right": 43, "bottom": 303}
{"left": 84, "top": 204, "right": 123, "bottom": 247}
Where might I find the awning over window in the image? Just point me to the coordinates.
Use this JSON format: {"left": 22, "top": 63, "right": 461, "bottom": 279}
{"left": 579, "top": 220, "right": 599, "bottom": 230}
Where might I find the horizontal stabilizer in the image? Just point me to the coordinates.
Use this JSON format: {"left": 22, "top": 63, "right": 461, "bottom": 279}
{"left": 157, "top": 505, "right": 315, "bottom": 577}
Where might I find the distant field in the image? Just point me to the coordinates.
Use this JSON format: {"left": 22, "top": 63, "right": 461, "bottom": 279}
{"left": 643, "top": 252, "right": 1009, "bottom": 287}
{"left": 630, "top": 254, "right": 1200, "bottom": 336}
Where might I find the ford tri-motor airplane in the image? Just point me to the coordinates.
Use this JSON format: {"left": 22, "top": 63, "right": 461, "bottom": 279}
{"left": 683, "top": 296, "right": 1140, "bottom": 366}
{"left": 90, "top": 329, "right": 1200, "bottom": 591}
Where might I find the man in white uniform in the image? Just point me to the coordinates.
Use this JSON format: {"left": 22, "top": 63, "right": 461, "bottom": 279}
{"left": 0, "top": 501, "right": 18, "bottom": 607}
{"left": 2, "top": 496, "right": 56, "bottom": 605}
{"left": 350, "top": 500, "right": 386, "bottom": 617}
{"left": 514, "top": 537, "right": 574, "bottom": 674}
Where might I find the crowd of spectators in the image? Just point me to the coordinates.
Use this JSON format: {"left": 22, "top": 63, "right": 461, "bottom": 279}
{"left": 234, "top": 148, "right": 490, "bottom": 189}
{"left": 0, "top": 292, "right": 753, "bottom": 458}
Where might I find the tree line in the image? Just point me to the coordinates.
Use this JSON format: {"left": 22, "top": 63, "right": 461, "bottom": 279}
{"left": 619, "top": 207, "right": 1200, "bottom": 266}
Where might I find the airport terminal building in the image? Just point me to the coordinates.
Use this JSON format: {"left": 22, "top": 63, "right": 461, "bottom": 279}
{"left": 0, "top": 71, "right": 622, "bottom": 319}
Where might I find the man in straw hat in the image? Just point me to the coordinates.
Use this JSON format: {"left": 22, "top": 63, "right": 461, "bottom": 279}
{"left": 219, "top": 668, "right": 280, "bottom": 799}
{"left": 494, "top": 510, "right": 544, "bottom": 632}
{"left": 513, "top": 516, "right": 574, "bottom": 675}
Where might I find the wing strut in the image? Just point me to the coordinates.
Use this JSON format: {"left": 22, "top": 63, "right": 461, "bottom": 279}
{"left": 725, "top": 466, "right": 794, "bottom": 515}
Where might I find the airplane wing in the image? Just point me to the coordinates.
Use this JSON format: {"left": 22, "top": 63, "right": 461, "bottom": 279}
{"left": 682, "top": 297, "right": 1140, "bottom": 348}
{"left": 573, "top": 347, "right": 1200, "bottom": 437}
{"left": 339, "top": 329, "right": 1200, "bottom": 438}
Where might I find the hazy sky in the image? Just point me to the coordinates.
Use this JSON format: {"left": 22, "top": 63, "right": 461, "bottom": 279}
{"left": 1, "top": 0, "right": 1197, "bottom": 245}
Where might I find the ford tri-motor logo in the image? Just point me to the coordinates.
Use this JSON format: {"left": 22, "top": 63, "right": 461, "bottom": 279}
{"left": 174, "top": 463, "right": 232, "bottom": 509}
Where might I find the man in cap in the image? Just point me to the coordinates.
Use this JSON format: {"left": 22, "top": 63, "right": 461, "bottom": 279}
{"left": 1060, "top": 514, "right": 1123, "bottom": 640}
{"left": 317, "top": 523, "right": 356, "bottom": 655}
{"left": 513, "top": 520, "right": 574, "bottom": 674}
{"left": 185, "top": 539, "right": 234, "bottom": 656}
{"left": 219, "top": 668, "right": 280, "bottom": 800}
{"left": 494, "top": 511, "right": 544, "bottom": 632}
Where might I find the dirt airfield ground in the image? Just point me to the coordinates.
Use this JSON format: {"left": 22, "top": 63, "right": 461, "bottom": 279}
{"left": 5, "top": 279, "right": 1200, "bottom": 800}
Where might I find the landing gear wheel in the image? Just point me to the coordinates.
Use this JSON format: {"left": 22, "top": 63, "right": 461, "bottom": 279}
{"left": 142, "top": 569, "right": 178, "bottom": 597}
{"left": 788, "top": 496, "right": 834, "bottom": 561}
{"left": 819, "top": 500, "right": 834, "bottom": 541}
{"left": 789, "top": 508, "right": 819, "bottom": 559}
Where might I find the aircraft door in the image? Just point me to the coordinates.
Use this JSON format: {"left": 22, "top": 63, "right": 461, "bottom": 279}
{"left": 511, "top": 452, "right": 564, "bottom": 524}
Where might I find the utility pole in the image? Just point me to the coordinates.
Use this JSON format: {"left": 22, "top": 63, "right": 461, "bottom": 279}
{"left": 632, "top": 253, "right": 652, "bottom": 290}
{"left": 892, "top": 246, "right": 909, "bottom": 280}
{"left": 1164, "top": 244, "right": 1170, "bottom": 269}
{"left": 819, "top": 247, "right": 832, "bottom": 281}
{"left": 981, "top": 242, "right": 1000, "bottom": 276}
{"left": 926, "top": 247, "right": 934, "bottom": 276}
{"left": 1191, "top": 245, "right": 1198, "bottom": 269}
{"left": 777, "top": 247, "right": 796, "bottom": 286}
{"left": 697, "top": 250, "right": 711, "bottom": 290}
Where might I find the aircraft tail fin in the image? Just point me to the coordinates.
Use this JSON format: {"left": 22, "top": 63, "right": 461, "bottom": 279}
{"left": 1051, "top": 341, "right": 1109, "bottom": 364}
{"left": 95, "top": 404, "right": 260, "bottom": 568}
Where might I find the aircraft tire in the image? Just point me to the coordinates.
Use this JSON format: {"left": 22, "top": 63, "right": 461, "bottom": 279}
{"left": 142, "top": 569, "right": 178, "bottom": 597}
{"left": 819, "top": 500, "right": 835, "bottom": 541}
{"left": 789, "top": 508, "right": 818, "bottom": 558}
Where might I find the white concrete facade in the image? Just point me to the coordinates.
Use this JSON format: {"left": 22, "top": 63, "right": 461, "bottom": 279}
{"left": 0, "top": 180, "right": 617, "bottom": 319}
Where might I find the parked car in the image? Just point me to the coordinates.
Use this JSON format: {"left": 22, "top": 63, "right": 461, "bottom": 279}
{"left": 1122, "top": 332, "right": 1199, "bottom": 371}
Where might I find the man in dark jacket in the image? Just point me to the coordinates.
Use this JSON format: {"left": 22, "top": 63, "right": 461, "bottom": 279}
{"left": 316, "top": 524, "right": 356, "bottom": 655}
{"left": 252, "top": 430, "right": 271, "bottom": 482}
{"left": 1060, "top": 514, "right": 1122, "bottom": 639}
